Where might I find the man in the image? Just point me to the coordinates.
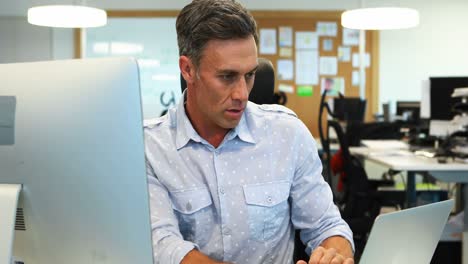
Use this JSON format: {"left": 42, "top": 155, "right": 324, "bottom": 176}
{"left": 144, "top": 0, "right": 354, "bottom": 263}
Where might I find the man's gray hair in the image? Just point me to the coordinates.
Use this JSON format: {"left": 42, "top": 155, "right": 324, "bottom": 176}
{"left": 176, "top": 0, "right": 259, "bottom": 67}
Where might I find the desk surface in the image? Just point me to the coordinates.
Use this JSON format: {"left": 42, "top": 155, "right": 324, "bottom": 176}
{"left": 351, "top": 143, "right": 468, "bottom": 264}
{"left": 350, "top": 147, "right": 468, "bottom": 172}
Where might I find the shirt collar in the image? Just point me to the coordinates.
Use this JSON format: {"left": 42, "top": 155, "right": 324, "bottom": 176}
{"left": 175, "top": 92, "right": 202, "bottom": 150}
{"left": 233, "top": 107, "right": 256, "bottom": 144}
{"left": 175, "top": 93, "right": 256, "bottom": 149}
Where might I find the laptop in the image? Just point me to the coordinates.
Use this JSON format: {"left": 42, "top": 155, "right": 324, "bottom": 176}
{"left": 359, "top": 199, "right": 454, "bottom": 264}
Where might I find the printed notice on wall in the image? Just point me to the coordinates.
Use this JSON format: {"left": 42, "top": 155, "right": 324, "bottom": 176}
{"left": 259, "top": 28, "right": 277, "bottom": 55}
{"left": 279, "top": 47, "right": 293, "bottom": 58}
{"left": 295, "top": 50, "right": 319, "bottom": 85}
{"left": 279, "top": 26, "right": 293, "bottom": 47}
{"left": 277, "top": 59, "right": 294, "bottom": 80}
{"left": 295, "top": 31, "right": 318, "bottom": 50}
{"left": 342, "top": 28, "right": 360, "bottom": 46}
{"left": 317, "top": 22, "right": 337, "bottom": 37}
{"left": 321, "top": 77, "right": 345, "bottom": 97}
{"left": 338, "top": 46, "right": 351, "bottom": 62}
{"left": 278, "top": 83, "right": 295, "bottom": 94}
{"left": 319, "top": 56, "right": 338, "bottom": 75}
{"left": 323, "top": 39, "right": 333, "bottom": 51}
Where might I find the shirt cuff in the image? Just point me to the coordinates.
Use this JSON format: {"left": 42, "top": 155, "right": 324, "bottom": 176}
{"left": 158, "top": 239, "right": 197, "bottom": 264}
{"left": 306, "top": 227, "right": 355, "bottom": 255}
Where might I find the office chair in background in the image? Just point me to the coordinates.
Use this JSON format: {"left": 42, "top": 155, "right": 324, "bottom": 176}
{"left": 318, "top": 90, "right": 398, "bottom": 260}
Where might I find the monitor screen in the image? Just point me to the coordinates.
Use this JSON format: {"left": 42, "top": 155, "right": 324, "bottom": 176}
{"left": 0, "top": 58, "right": 153, "bottom": 263}
{"left": 333, "top": 97, "right": 367, "bottom": 122}
{"left": 429, "top": 77, "right": 468, "bottom": 120}
{"left": 396, "top": 101, "right": 420, "bottom": 123}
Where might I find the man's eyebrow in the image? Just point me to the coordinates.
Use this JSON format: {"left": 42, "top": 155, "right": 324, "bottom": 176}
{"left": 217, "top": 69, "right": 238, "bottom": 75}
{"left": 248, "top": 65, "right": 259, "bottom": 73}
{"left": 216, "top": 65, "right": 259, "bottom": 75}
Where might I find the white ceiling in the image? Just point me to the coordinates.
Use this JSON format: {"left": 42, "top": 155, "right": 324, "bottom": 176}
{"left": 0, "top": 0, "right": 361, "bottom": 16}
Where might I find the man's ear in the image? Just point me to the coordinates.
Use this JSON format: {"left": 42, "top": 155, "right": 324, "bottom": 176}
{"left": 179, "top": 56, "right": 196, "bottom": 85}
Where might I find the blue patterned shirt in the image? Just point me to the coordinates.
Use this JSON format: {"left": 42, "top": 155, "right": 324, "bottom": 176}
{"left": 144, "top": 99, "right": 353, "bottom": 264}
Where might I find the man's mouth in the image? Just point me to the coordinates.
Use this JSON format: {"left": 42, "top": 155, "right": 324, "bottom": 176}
{"left": 225, "top": 108, "right": 244, "bottom": 119}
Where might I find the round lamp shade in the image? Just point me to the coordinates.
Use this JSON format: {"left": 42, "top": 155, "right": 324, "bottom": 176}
{"left": 28, "top": 5, "right": 107, "bottom": 28}
{"left": 341, "top": 7, "right": 419, "bottom": 30}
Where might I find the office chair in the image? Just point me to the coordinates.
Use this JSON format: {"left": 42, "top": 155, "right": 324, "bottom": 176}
{"left": 328, "top": 120, "right": 399, "bottom": 259}
{"left": 180, "top": 58, "right": 276, "bottom": 105}
{"left": 318, "top": 90, "right": 398, "bottom": 259}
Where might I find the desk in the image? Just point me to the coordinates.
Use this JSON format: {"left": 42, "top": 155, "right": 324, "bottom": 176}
{"left": 350, "top": 147, "right": 468, "bottom": 264}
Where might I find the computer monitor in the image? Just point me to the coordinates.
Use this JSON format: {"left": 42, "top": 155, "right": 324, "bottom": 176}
{"left": 396, "top": 101, "right": 420, "bottom": 123}
{"left": 333, "top": 97, "right": 367, "bottom": 122}
{"left": 0, "top": 58, "right": 154, "bottom": 263}
{"left": 429, "top": 77, "right": 468, "bottom": 120}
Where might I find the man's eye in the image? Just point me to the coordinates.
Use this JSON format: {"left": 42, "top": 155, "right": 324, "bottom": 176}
{"left": 221, "top": 74, "right": 235, "bottom": 81}
{"left": 246, "top": 72, "right": 256, "bottom": 79}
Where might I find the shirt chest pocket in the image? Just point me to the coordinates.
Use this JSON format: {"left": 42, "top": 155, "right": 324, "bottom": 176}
{"left": 170, "top": 188, "right": 213, "bottom": 246}
{"left": 243, "top": 181, "right": 291, "bottom": 242}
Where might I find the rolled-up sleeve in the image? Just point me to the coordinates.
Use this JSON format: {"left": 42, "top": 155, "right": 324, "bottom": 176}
{"left": 289, "top": 124, "right": 354, "bottom": 255}
{"left": 146, "top": 160, "right": 197, "bottom": 264}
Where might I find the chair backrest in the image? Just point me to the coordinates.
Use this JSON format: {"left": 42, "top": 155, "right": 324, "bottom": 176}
{"left": 333, "top": 97, "right": 367, "bottom": 122}
{"left": 328, "top": 120, "right": 371, "bottom": 216}
{"left": 249, "top": 58, "right": 275, "bottom": 104}
{"left": 180, "top": 58, "right": 275, "bottom": 105}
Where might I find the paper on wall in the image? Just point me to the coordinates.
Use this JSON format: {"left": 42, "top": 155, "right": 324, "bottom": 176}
{"left": 343, "top": 28, "right": 360, "bottom": 46}
{"left": 277, "top": 59, "right": 294, "bottom": 80}
{"left": 338, "top": 46, "right": 351, "bottom": 62}
{"left": 279, "top": 26, "right": 293, "bottom": 47}
{"left": 259, "top": 28, "right": 277, "bottom": 55}
{"left": 278, "top": 83, "right": 295, "bottom": 94}
{"left": 323, "top": 39, "right": 333, "bottom": 51}
{"left": 317, "top": 22, "right": 338, "bottom": 37}
{"left": 295, "top": 31, "right": 318, "bottom": 50}
{"left": 279, "top": 47, "right": 293, "bottom": 58}
{"left": 319, "top": 56, "right": 338, "bottom": 75}
{"left": 321, "top": 77, "right": 345, "bottom": 96}
{"left": 352, "top": 70, "right": 360, "bottom": 86}
{"left": 295, "top": 50, "right": 319, "bottom": 85}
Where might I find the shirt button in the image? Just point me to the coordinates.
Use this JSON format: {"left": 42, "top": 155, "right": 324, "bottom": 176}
{"left": 267, "top": 196, "right": 273, "bottom": 204}
{"left": 223, "top": 228, "right": 232, "bottom": 236}
{"left": 219, "top": 187, "right": 225, "bottom": 195}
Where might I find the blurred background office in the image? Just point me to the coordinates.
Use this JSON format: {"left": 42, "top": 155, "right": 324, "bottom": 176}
{"left": 1, "top": 0, "right": 468, "bottom": 119}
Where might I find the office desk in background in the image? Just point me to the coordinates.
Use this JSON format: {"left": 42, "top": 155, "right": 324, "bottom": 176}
{"left": 350, "top": 146, "right": 468, "bottom": 264}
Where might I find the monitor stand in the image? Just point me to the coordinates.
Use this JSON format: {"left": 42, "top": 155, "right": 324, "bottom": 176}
{"left": 0, "top": 184, "right": 22, "bottom": 264}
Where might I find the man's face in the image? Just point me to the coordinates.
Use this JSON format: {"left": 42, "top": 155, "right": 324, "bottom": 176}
{"left": 186, "top": 36, "right": 258, "bottom": 134}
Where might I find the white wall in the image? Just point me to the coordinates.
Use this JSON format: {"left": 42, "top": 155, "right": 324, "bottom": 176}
{"left": 0, "top": 17, "right": 52, "bottom": 63}
{"left": 0, "top": 16, "right": 74, "bottom": 63}
{"left": 379, "top": 0, "right": 468, "bottom": 112}
{"left": 2, "top": 0, "right": 468, "bottom": 113}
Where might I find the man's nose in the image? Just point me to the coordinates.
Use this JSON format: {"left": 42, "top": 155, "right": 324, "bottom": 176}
{"left": 232, "top": 77, "right": 249, "bottom": 101}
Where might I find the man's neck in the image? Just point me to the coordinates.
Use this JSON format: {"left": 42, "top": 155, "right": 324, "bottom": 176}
{"left": 184, "top": 102, "right": 229, "bottom": 148}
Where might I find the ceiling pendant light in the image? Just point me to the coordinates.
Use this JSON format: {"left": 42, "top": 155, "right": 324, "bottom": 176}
{"left": 28, "top": 5, "right": 107, "bottom": 28}
{"left": 341, "top": 7, "right": 419, "bottom": 30}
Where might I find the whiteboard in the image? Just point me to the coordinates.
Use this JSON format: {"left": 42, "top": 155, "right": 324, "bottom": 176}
{"left": 84, "top": 17, "right": 182, "bottom": 119}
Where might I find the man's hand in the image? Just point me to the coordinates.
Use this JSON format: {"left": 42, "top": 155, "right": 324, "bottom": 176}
{"left": 296, "top": 246, "right": 354, "bottom": 264}
{"left": 296, "top": 236, "right": 354, "bottom": 264}
{"left": 181, "top": 249, "right": 229, "bottom": 264}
